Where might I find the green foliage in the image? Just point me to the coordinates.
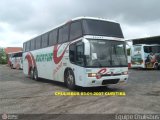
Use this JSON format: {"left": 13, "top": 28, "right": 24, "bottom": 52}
{"left": 127, "top": 48, "right": 131, "bottom": 56}
{"left": 0, "top": 48, "right": 7, "bottom": 64}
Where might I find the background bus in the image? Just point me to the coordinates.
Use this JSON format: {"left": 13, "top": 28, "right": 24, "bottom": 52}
{"left": 9, "top": 51, "right": 23, "bottom": 69}
{"left": 23, "top": 17, "right": 128, "bottom": 90}
{"left": 131, "top": 44, "right": 160, "bottom": 69}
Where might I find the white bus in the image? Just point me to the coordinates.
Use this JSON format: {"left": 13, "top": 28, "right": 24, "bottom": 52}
{"left": 9, "top": 51, "right": 23, "bottom": 69}
{"left": 131, "top": 44, "right": 160, "bottom": 69}
{"left": 23, "top": 17, "right": 128, "bottom": 90}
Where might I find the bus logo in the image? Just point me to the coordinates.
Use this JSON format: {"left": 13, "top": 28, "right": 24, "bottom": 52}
{"left": 25, "top": 52, "right": 36, "bottom": 75}
{"left": 53, "top": 43, "right": 70, "bottom": 64}
{"left": 96, "top": 68, "right": 107, "bottom": 79}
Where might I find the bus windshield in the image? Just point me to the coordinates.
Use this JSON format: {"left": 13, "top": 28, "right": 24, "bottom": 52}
{"left": 83, "top": 19, "right": 124, "bottom": 38}
{"left": 12, "top": 52, "right": 22, "bottom": 57}
{"left": 134, "top": 46, "right": 141, "bottom": 52}
{"left": 86, "top": 39, "right": 127, "bottom": 67}
{"left": 144, "top": 46, "right": 160, "bottom": 53}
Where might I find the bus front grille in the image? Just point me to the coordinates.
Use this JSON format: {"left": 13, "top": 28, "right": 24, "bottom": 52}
{"left": 101, "top": 73, "right": 122, "bottom": 77}
{"left": 102, "top": 79, "right": 120, "bottom": 85}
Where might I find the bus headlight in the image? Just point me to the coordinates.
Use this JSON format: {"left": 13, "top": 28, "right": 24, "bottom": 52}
{"left": 122, "top": 71, "right": 128, "bottom": 75}
{"left": 88, "top": 73, "right": 97, "bottom": 77}
{"left": 88, "top": 73, "right": 102, "bottom": 79}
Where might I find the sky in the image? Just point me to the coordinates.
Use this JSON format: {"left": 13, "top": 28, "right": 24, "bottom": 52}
{"left": 0, "top": 0, "right": 160, "bottom": 47}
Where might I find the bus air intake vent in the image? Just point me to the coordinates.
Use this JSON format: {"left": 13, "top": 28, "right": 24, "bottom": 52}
{"left": 102, "top": 79, "right": 120, "bottom": 85}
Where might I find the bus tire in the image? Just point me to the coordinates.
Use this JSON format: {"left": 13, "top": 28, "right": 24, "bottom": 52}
{"left": 154, "top": 63, "right": 159, "bottom": 70}
{"left": 33, "top": 68, "right": 39, "bottom": 81}
{"left": 10, "top": 64, "right": 13, "bottom": 69}
{"left": 30, "top": 68, "right": 34, "bottom": 80}
{"left": 65, "top": 69, "right": 76, "bottom": 90}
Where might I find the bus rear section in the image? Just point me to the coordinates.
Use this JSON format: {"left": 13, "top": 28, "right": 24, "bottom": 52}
{"left": 144, "top": 45, "right": 160, "bottom": 69}
{"left": 131, "top": 44, "right": 160, "bottom": 69}
{"left": 10, "top": 52, "right": 23, "bottom": 69}
{"left": 131, "top": 45, "right": 144, "bottom": 68}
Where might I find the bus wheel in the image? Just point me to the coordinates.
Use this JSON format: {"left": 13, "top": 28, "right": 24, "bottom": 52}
{"left": 65, "top": 69, "right": 76, "bottom": 90}
{"left": 30, "top": 68, "right": 34, "bottom": 80}
{"left": 33, "top": 68, "right": 39, "bottom": 81}
{"left": 10, "top": 64, "right": 13, "bottom": 69}
{"left": 154, "top": 64, "right": 159, "bottom": 70}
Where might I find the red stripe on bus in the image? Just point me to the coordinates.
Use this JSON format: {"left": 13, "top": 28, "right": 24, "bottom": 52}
{"left": 25, "top": 52, "right": 36, "bottom": 75}
{"left": 53, "top": 43, "right": 70, "bottom": 64}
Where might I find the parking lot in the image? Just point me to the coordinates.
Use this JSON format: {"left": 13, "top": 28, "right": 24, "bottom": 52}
{"left": 0, "top": 65, "right": 160, "bottom": 114}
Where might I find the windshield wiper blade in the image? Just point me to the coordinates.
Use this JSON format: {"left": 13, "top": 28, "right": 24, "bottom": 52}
{"left": 97, "top": 60, "right": 102, "bottom": 67}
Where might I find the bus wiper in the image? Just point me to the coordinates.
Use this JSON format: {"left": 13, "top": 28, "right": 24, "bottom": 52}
{"left": 95, "top": 60, "right": 102, "bottom": 67}
{"left": 97, "top": 60, "right": 102, "bottom": 67}
{"left": 98, "top": 63, "right": 102, "bottom": 67}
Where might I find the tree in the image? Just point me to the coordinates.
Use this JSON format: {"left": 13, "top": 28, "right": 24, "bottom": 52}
{"left": 0, "top": 48, "right": 7, "bottom": 64}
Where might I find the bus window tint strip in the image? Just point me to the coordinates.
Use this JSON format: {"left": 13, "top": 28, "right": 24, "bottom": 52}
{"left": 82, "top": 19, "right": 124, "bottom": 38}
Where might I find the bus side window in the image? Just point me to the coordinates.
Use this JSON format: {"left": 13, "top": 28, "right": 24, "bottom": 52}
{"left": 58, "top": 24, "right": 69, "bottom": 43}
{"left": 42, "top": 33, "right": 49, "bottom": 48}
{"left": 35, "top": 36, "right": 42, "bottom": 49}
{"left": 69, "top": 42, "right": 84, "bottom": 66}
{"left": 19, "top": 52, "right": 22, "bottom": 57}
{"left": 144, "top": 46, "right": 148, "bottom": 53}
{"left": 149, "top": 47, "right": 152, "bottom": 53}
{"left": 62, "top": 24, "right": 69, "bottom": 43}
{"left": 23, "top": 43, "right": 26, "bottom": 52}
{"left": 26, "top": 41, "right": 31, "bottom": 52}
{"left": 70, "top": 21, "right": 82, "bottom": 41}
{"left": 49, "top": 29, "right": 57, "bottom": 46}
{"left": 69, "top": 44, "right": 75, "bottom": 63}
{"left": 30, "top": 39, "right": 35, "bottom": 51}
{"left": 76, "top": 42, "right": 84, "bottom": 66}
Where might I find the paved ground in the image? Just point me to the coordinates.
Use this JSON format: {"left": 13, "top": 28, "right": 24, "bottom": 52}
{"left": 0, "top": 65, "right": 160, "bottom": 114}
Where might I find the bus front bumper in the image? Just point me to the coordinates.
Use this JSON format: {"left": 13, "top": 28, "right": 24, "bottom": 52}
{"left": 81, "top": 75, "right": 128, "bottom": 87}
{"left": 131, "top": 64, "right": 145, "bottom": 68}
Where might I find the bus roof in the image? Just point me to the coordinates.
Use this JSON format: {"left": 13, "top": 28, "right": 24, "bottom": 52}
{"left": 125, "top": 35, "right": 160, "bottom": 45}
{"left": 133, "top": 44, "right": 160, "bottom": 46}
{"left": 54, "top": 17, "right": 118, "bottom": 32}
{"left": 24, "top": 17, "right": 119, "bottom": 43}
{"left": 71, "top": 16, "right": 118, "bottom": 23}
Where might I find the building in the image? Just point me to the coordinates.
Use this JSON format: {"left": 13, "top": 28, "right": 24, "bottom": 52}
{"left": 126, "top": 35, "right": 160, "bottom": 45}
{"left": 5, "top": 47, "right": 22, "bottom": 54}
{"left": 4, "top": 47, "right": 22, "bottom": 65}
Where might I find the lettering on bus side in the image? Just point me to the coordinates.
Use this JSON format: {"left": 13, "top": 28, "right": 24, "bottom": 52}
{"left": 36, "top": 53, "right": 53, "bottom": 62}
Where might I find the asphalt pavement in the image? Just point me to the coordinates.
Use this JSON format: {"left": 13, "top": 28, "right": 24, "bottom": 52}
{"left": 0, "top": 65, "right": 160, "bottom": 114}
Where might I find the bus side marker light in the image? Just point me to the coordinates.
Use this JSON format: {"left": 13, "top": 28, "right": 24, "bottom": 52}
{"left": 122, "top": 71, "right": 128, "bottom": 75}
